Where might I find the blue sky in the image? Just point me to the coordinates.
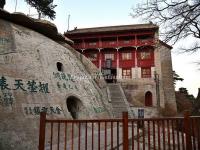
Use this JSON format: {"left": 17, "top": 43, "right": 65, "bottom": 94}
{"left": 4, "top": 0, "right": 200, "bottom": 97}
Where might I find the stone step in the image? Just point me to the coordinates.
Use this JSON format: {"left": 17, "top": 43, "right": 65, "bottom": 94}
{"left": 111, "top": 101, "right": 125, "bottom": 103}
{"left": 109, "top": 86, "right": 120, "bottom": 88}
{"left": 112, "top": 107, "right": 126, "bottom": 109}
{"left": 112, "top": 106, "right": 127, "bottom": 109}
{"left": 111, "top": 101, "right": 126, "bottom": 103}
{"left": 109, "top": 92, "right": 123, "bottom": 95}
{"left": 110, "top": 98, "right": 125, "bottom": 101}
{"left": 111, "top": 103, "right": 126, "bottom": 106}
{"left": 111, "top": 99, "right": 125, "bottom": 102}
{"left": 111, "top": 103, "right": 127, "bottom": 106}
{"left": 108, "top": 88, "right": 120, "bottom": 91}
{"left": 110, "top": 94, "right": 123, "bottom": 97}
{"left": 110, "top": 97, "right": 123, "bottom": 99}
{"left": 110, "top": 97, "right": 124, "bottom": 100}
{"left": 109, "top": 88, "right": 120, "bottom": 91}
{"left": 110, "top": 95, "right": 121, "bottom": 97}
{"left": 107, "top": 83, "right": 134, "bottom": 118}
{"left": 111, "top": 105, "right": 127, "bottom": 107}
{"left": 111, "top": 100, "right": 126, "bottom": 102}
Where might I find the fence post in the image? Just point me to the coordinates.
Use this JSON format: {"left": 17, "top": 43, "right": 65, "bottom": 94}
{"left": 123, "top": 112, "right": 129, "bottom": 150}
{"left": 184, "top": 111, "right": 192, "bottom": 150}
{"left": 39, "top": 112, "right": 46, "bottom": 150}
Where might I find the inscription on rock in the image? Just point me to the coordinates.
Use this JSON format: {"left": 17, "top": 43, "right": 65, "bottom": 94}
{"left": 22, "top": 104, "right": 64, "bottom": 117}
{"left": 0, "top": 21, "right": 15, "bottom": 54}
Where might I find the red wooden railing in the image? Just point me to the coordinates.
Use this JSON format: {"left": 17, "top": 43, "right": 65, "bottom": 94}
{"left": 39, "top": 112, "right": 200, "bottom": 150}
{"left": 73, "top": 38, "right": 155, "bottom": 50}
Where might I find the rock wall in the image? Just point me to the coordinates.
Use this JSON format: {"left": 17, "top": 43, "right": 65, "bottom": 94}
{"left": 0, "top": 18, "right": 112, "bottom": 150}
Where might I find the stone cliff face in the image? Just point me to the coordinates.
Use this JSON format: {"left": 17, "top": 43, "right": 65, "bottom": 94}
{"left": 0, "top": 14, "right": 112, "bottom": 149}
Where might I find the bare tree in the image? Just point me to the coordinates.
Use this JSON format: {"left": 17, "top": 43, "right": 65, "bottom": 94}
{"left": 131, "top": 0, "right": 200, "bottom": 52}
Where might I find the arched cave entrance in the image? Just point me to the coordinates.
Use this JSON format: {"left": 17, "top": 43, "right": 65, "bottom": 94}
{"left": 66, "top": 96, "right": 83, "bottom": 119}
{"left": 145, "top": 91, "right": 153, "bottom": 107}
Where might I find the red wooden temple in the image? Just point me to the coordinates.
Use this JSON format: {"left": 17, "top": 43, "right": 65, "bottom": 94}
{"left": 65, "top": 24, "right": 157, "bottom": 83}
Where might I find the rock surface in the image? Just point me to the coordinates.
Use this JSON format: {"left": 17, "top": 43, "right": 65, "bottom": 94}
{"left": 0, "top": 13, "right": 112, "bottom": 150}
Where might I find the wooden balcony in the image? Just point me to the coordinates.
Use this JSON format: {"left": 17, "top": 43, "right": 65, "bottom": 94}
{"left": 137, "top": 39, "right": 154, "bottom": 46}
{"left": 118, "top": 40, "right": 135, "bottom": 47}
{"left": 85, "top": 42, "right": 100, "bottom": 49}
{"left": 101, "top": 41, "right": 117, "bottom": 48}
{"left": 73, "top": 38, "right": 155, "bottom": 50}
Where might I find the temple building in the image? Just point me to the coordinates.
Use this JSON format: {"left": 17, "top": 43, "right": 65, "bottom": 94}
{"left": 65, "top": 24, "right": 177, "bottom": 116}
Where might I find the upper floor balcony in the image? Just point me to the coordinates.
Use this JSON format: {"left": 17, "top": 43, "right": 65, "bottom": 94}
{"left": 73, "top": 35, "right": 155, "bottom": 50}
{"left": 137, "top": 38, "right": 154, "bottom": 46}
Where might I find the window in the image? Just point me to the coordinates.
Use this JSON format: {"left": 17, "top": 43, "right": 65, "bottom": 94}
{"left": 104, "top": 53, "right": 114, "bottom": 60}
{"left": 122, "top": 52, "right": 132, "bottom": 60}
{"left": 88, "top": 53, "right": 97, "bottom": 61}
{"left": 57, "top": 62, "right": 63, "bottom": 72}
{"left": 140, "top": 51, "right": 151, "bottom": 60}
{"left": 145, "top": 91, "right": 153, "bottom": 106}
{"left": 141, "top": 67, "right": 151, "bottom": 78}
{"left": 122, "top": 68, "right": 131, "bottom": 79}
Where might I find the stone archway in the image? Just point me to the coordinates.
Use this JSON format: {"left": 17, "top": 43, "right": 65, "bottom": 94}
{"left": 145, "top": 91, "right": 153, "bottom": 107}
{"left": 66, "top": 96, "right": 84, "bottom": 119}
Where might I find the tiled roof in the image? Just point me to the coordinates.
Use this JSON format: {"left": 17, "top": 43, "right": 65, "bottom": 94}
{"left": 65, "top": 24, "right": 158, "bottom": 35}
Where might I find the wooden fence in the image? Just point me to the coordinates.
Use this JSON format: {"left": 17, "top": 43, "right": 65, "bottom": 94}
{"left": 39, "top": 112, "right": 200, "bottom": 150}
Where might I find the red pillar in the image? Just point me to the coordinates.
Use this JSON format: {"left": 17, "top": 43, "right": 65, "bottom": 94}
{"left": 116, "top": 48, "right": 119, "bottom": 80}
{"left": 83, "top": 39, "right": 86, "bottom": 49}
{"left": 135, "top": 48, "right": 138, "bottom": 67}
{"left": 116, "top": 48, "right": 119, "bottom": 68}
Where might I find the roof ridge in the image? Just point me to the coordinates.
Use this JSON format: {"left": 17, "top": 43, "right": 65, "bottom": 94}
{"left": 68, "top": 23, "right": 158, "bottom": 31}
{"left": 65, "top": 23, "right": 159, "bottom": 35}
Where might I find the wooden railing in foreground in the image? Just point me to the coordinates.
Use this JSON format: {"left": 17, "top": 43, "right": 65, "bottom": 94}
{"left": 39, "top": 112, "right": 200, "bottom": 150}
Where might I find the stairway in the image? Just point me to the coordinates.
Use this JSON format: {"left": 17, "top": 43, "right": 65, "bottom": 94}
{"left": 107, "top": 83, "right": 134, "bottom": 118}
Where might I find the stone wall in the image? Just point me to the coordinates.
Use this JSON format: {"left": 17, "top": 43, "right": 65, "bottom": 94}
{"left": 120, "top": 42, "right": 177, "bottom": 116}
{"left": 159, "top": 43, "right": 177, "bottom": 115}
{"left": 120, "top": 79, "right": 157, "bottom": 107}
{"left": 0, "top": 18, "right": 112, "bottom": 150}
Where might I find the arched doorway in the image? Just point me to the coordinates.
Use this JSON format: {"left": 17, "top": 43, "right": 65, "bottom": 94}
{"left": 66, "top": 96, "right": 83, "bottom": 119}
{"left": 145, "top": 91, "right": 153, "bottom": 107}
